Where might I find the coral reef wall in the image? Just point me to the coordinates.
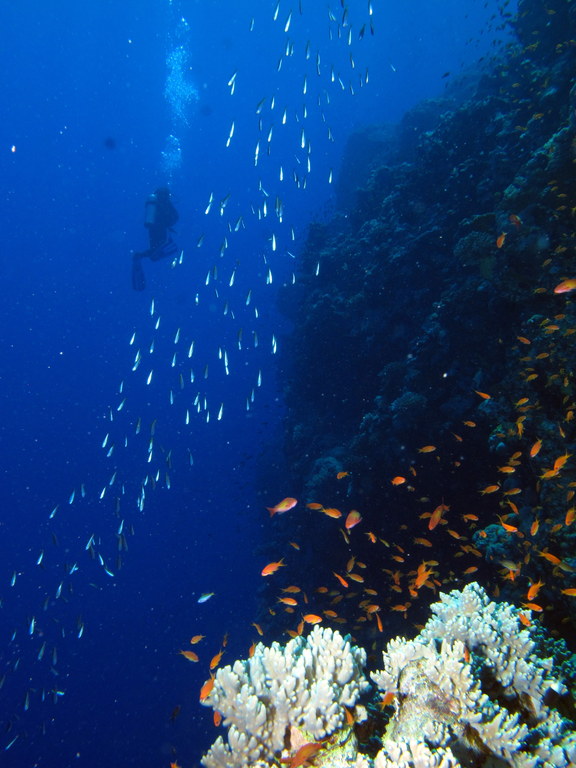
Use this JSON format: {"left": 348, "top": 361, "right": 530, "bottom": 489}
{"left": 278, "top": 0, "right": 576, "bottom": 622}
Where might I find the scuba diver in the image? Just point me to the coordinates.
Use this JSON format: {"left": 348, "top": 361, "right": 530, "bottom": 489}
{"left": 132, "top": 187, "right": 179, "bottom": 291}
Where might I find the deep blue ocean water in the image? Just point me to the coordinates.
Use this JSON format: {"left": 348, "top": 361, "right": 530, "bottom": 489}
{"left": 0, "top": 1, "right": 515, "bottom": 766}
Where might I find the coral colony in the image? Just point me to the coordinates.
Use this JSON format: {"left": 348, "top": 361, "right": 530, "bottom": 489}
{"left": 201, "top": 585, "right": 576, "bottom": 768}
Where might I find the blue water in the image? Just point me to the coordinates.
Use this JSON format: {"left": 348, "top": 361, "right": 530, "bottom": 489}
{"left": 0, "top": 1, "right": 514, "bottom": 765}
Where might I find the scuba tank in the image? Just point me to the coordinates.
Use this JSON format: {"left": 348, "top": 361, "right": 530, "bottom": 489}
{"left": 144, "top": 193, "right": 158, "bottom": 226}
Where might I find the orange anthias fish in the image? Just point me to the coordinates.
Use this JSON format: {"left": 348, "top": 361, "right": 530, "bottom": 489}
{"left": 322, "top": 507, "right": 343, "bottom": 519}
{"left": 302, "top": 613, "right": 323, "bottom": 624}
{"left": 526, "top": 580, "right": 544, "bottom": 601}
{"left": 210, "top": 650, "right": 224, "bottom": 670}
{"left": 190, "top": 634, "right": 205, "bottom": 645}
{"left": 180, "top": 650, "right": 199, "bottom": 662}
{"left": 288, "top": 742, "right": 324, "bottom": 768}
{"left": 496, "top": 232, "right": 507, "bottom": 248}
{"left": 267, "top": 497, "right": 298, "bottom": 516}
{"left": 530, "top": 439, "right": 542, "bottom": 458}
{"left": 333, "top": 572, "right": 349, "bottom": 588}
{"left": 199, "top": 676, "right": 215, "bottom": 701}
{"left": 261, "top": 559, "right": 286, "bottom": 576}
{"left": 554, "top": 279, "right": 576, "bottom": 294}
{"left": 336, "top": 471, "right": 350, "bottom": 479}
{"left": 428, "top": 502, "right": 448, "bottom": 530}
{"left": 278, "top": 597, "right": 298, "bottom": 606}
{"left": 391, "top": 476, "right": 406, "bottom": 485}
{"left": 345, "top": 510, "right": 362, "bottom": 530}
{"left": 553, "top": 453, "right": 571, "bottom": 471}
{"left": 414, "top": 563, "right": 433, "bottom": 589}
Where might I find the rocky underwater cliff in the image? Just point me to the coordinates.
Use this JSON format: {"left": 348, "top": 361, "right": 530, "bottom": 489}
{"left": 276, "top": 0, "right": 576, "bottom": 631}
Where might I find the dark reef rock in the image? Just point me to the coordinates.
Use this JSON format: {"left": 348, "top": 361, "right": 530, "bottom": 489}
{"left": 277, "top": 0, "right": 576, "bottom": 629}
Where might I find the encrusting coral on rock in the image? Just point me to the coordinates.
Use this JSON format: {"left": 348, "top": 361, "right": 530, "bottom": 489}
{"left": 200, "top": 584, "right": 576, "bottom": 768}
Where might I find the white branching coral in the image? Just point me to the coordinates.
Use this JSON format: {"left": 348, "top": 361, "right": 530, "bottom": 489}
{"left": 201, "top": 625, "right": 369, "bottom": 768}
{"left": 372, "top": 582, "right": 576, "bottom": 768}
{"left": 199, "top": 584, "right": 576, "bottom": 768}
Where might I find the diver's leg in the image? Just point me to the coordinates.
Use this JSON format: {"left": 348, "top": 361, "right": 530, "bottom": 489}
{"left": 131, "top": 253, "right": 146, "bottom": 291}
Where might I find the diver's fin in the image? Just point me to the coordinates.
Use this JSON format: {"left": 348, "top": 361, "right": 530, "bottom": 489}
{"left": 132, "top": 255, "right": 146, "bottom": 291}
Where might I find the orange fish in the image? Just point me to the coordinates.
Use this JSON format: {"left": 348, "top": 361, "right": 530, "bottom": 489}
{"left": 289, "top": 742, "right": 324, "bottom": 768}
{"left": 199, "top": 676, "right": 215, "bottom": 701}
{"left": 414, "top": 536, "right": 433, "bottom": 547}
{"left": 529, "top": 439, "right": 542, "bottom": 458}
{"left": 540, "top": 469, "right": 559, "bottom": 480}
{"left": 428, "top": 504, "right": 446, "bottom": 530}
{"left": 190, "top": 635, "right": 205, "bottom": 645}
{"left": 347, "top": 572, "right": 364, "bottom": 583}
{"left": 266, "top": 497, "right": 298, "bottom": 516}
{"left": 345, "top": 510, "right": 362, "bottom": 530}
{"left": 565, "top": 508, "right": 575, "bottom": 526}
{"left": 522, "top": 602, "right": 543, "bottom": 612}
{"left": 380, "top": 690, "right": 395, "bottom": 708}
{"left": 474, "top": 390, "right": 492, "bottom": 400}
{"left": 375, "top": 612, "right": 383, "bottom": 632}
{"left": 282, "top": 585, "right": 301, "bottom": 593}
{"left": 336, "top": 471, "right": 350, "bottom": 479}
{"left": 252, "top": 622, "right": 264, "bottom": 636}
{"left": 365, "top": 531, "right": 377, "bottom": 543}
{"left": 278, "top": 597, "right": 298, "bottom": 606}
{"left": 418, "top": 445, "right": 436, "bottom": 453}
{"left": 539, "top": 551, "right": 562, "bottom": 565}
{"left": 210, "top": 650, "right": 224, "bottom": 670}
{"left": 213, "top": 711, "right": 222, "bottom": 727}
{"left": 498, "top": 516, "right": 518, "bottom": 533}
{"left": 496, "top": 233, "right": 506, "bottom": 248}
{"left": 302, "top": 614, "right": 323, "bottom": 624}
{"left": 553, "top": 453, "right": 571, "bottom": 471}
{"left": 391, "top": 476, "right": 406, "bottom": 485}
{"left": 463, "top": 566, "right": 478, "bottom": 574}
{"left": 561, "top": 588, "right": 576, "bottom": 596}
{"left": 526, "top": 580, "right": 544, "bottom": 601}
{"left": 518, "top": 612, "right": 531, "bottom": 627}
{"left": 509, "top": 214, "right": 522, "bottom": 229}
{"left": 306, "top": 502, "right": 324, "bottom": 510}
{"left": 414, "top": 563, "right": 433, "bottom": 589}
{"left": 180, "top": 650, "right": 199, "bottom": 662}
{"left": 554, "top": 279, "right": 576, "bottom": 294}
{"left": 333, "top": 572, "right": 349, "bottom": 588}
{"left": 480, "top": 484, "right": 500, "bottom": 495}
{"left": 261, "top": 559, "right": 285, "bottom": 576}
{"left": 322, "top": 507, "right": 343, "bottom": 519}
{"left": 516, "top": 336, "right": 531, "bottom": 345}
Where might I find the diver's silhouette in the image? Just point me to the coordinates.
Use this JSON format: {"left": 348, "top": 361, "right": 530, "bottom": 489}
{"left": 132, "top": 187, "right": 179, "bottom": 291}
